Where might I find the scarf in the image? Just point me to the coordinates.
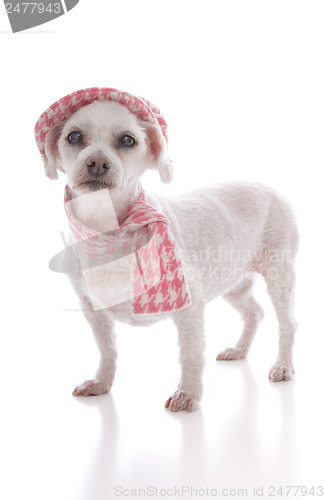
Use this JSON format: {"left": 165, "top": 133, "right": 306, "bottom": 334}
{"left": 64, "top": 186, "right": 191, "bottom": 314}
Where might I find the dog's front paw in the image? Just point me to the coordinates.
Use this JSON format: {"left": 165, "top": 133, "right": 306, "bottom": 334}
{"left": 165, "top": 390, "right": 198, "bottom": 413}
{"left": 72, "top": 379, "right": 110, "bottom": 397}
{"left": 216, "top": 347, "right": 247, "bottom": 361}
{"left": 269, "top": 363, "right": 294, "bottom": 382}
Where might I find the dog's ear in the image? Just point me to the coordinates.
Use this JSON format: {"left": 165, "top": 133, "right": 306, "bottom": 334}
{"left": 146, "top": 125, "right": 174, "bottom": 184}
{"left": 43, "top": 122, "right": 64, "bottom": 180}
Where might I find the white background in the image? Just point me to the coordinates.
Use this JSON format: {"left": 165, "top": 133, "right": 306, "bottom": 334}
{"left": 1, "top": 1, "right": 325, "bottom": 499}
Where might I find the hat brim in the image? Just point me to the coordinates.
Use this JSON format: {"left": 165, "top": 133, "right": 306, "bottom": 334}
{"left": 34, "top": 87, "right": 168, "bottom": 157}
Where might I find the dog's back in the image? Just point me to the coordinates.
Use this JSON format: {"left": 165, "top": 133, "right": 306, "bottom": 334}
{"left": 148, "top": 182, "right": 298, "bottom": 300}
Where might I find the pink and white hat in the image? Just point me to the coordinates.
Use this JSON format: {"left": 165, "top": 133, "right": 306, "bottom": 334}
{"left": 34, "top": 87, "right": 168, "bottom": 159}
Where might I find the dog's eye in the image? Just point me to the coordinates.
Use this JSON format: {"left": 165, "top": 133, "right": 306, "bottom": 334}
{"left": 119, "top": 135, "right": 136, "bottom": 147}
{"left": 67, "top": 131, "right": 82, "bottom": 144}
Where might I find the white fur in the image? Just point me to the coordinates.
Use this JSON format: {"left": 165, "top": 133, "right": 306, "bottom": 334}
{"left": 44, "top": 100, "right": 299, "bottom": 412}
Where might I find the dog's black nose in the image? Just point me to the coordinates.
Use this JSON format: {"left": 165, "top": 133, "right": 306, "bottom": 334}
{"left": 86, "top": 155, "right": 111, "bottom": 176}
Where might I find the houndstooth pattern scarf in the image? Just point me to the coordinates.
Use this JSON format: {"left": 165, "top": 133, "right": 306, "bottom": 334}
{"left": 64, "top": 186, "right": 191, "bottom": 314}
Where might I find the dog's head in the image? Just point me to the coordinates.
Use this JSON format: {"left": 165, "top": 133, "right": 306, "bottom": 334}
{"left": 41, "top": 99, "right": 173, "bottom": 194}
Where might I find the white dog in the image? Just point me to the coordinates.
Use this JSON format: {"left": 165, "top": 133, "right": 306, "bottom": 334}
{"left": 36, "top": 89, "right": 299, "bottom": 412}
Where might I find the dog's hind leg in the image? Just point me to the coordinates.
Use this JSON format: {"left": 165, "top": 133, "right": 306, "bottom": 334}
{"left": 265, "top": 263, "right": 297, "bottom": 382}
{"left": 72, "top": 296, "right": 117, "bottom": 397}
{"left": 165, "top": 300, "right": 206, "bottom": 412}
{"left": 217, "top": 276, "right": 264, "bottom": 361}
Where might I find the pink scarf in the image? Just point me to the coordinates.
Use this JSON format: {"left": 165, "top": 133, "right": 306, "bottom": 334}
{"left": 64, "top": 186, "right": 191, "bottom": 314}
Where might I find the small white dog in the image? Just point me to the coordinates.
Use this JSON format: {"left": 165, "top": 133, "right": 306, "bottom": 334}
{"left": 36, "top": 88, "right": 299, "bottom": 412}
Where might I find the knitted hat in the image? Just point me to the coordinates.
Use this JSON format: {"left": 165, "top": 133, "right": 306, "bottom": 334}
{"left": 34, "top": 87, "right": 168, "bottom": 159}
